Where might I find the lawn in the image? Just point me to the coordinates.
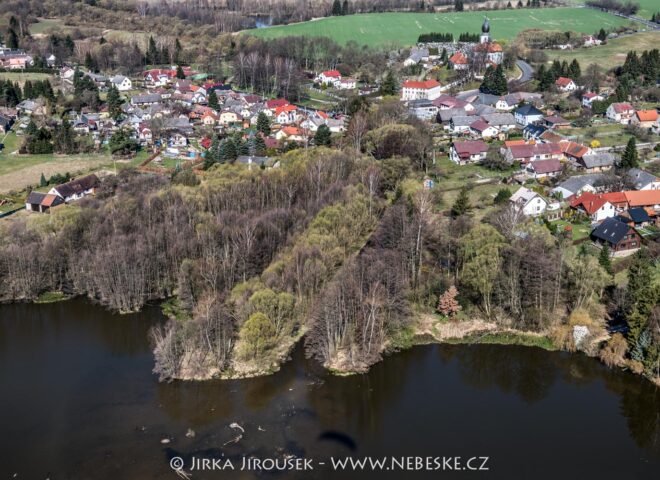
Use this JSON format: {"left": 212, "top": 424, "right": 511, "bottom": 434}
{"left": 562, "top": 123, "right": 634, "bottom": 148}
{"left": 247, "top": 8, "right": 634, "bottom": 47}
{"left": 552, "top": 219, "right": 592, "bottom": 241}
{"left": 0, "top": 72, "right": 54, "bottom": 86}
{"left": 547, "top": 31, "right": 660, "bottom": 70}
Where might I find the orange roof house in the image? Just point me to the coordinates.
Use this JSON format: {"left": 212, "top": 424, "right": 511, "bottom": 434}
{"left": 624, "top": 190, "right": 660, "bottom": 208}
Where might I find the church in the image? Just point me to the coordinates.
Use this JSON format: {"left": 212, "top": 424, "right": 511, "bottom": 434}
{"left": 472, "top": 18, "right": 503, "bottom": 66}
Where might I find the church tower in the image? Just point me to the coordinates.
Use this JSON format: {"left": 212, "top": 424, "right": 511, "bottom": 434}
{"left": 480, "top": 17, "right": 490, "bottom": 44}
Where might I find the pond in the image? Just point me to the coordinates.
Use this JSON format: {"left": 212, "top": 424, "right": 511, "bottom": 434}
{"left": 0, "top": 299, "right": 658, "bottom": 479}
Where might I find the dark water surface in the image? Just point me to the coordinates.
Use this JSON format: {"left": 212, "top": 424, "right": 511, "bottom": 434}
{"left": 0, "top": 299, "right": 658, "bottom": 479}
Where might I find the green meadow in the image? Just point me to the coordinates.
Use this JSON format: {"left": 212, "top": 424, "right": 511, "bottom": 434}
{"left": 247, "top": 8, "right": 634, "bottom": 47}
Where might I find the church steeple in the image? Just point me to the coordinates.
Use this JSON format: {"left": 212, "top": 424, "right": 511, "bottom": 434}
{"left": 480, "top": 17, "right": 491, "bottom": 44}
{"left": 482, "top": 17, "right": 490, "bottom": 33}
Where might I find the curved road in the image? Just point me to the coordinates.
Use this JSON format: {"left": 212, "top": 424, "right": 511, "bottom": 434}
{"left": 514, "top": 59, "right": 534, "bottom": 85}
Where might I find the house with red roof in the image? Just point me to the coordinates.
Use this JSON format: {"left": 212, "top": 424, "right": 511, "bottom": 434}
{"left": 570, "top": 191, "right": 616, "bottom": 223}
{"left": 555, "top": 77, "right": 577, "bottom": 92}
{"left": 275, "top": 104, "right": 298, "bottom": 125}
{"left": 448, "top": 52, "right": 469, "bottom": 70}
{"left": 504, "top": 142, "right": 563, "bottom": 165}
{"left": 582, "top": 92, "right": 604, "bottom": 108}
{"left": 449, "top": 140, "right": 489, "bottom": 165}
{"left": 526, "top": 158, "right": 563, "bottom": 179}
{"left": 631, "top": 110, "right": 659, "bottom": 129}
{"left": 265, "top": 98, "right": 290, "bottom": 111}
{"left": 317, "top": 70, "right": 342, "bottom": 87}
{"left": 401, "top": 79, "right": 442, "bottom": 101}
{"left": 606, "top": 102, "right": 635, "bottom": 124}
{"left": 469, "top": 119, "right": 498, "bottom": 139}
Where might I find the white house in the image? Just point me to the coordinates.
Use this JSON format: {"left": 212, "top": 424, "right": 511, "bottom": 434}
{"left": 450, "top": 140, "right": 489, "bottom": 165}
{"left": 338, "top": 78, "right": 357, "bottom": 90}
{"left": 570, "top": 192, "right": 616, "bottom": 223}
{"left": 48, "top": 174, "right": 100, "bottom": 203}
{"left": 110, "top": 75, "right": 133, "bottom": 91}
{"left": 401, "top": 79, "right": 442, "bottom": 101}
{"left": 509, "top": 187, "right": 549, "bottom": 216}
{"left": 317, "top": 70, "right": 342, "bottom": 87}
{"left": 606, "top": 102, "right": 635, "bottom": 124}
{"left": 582, "top": 92, "right": 604, "bottom": 108}
{"left": 555, "top": 77, "right": 577, "bottom": 92}
{"left": 583, "top": 35, "right": 602, "bottom": 47}
{"left": 514, "top": 104, "right": 544, "bottom": 126}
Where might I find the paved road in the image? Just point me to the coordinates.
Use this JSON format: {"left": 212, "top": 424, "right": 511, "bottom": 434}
{"left": 514, "top": 59, "right": 534, "bottom": 84}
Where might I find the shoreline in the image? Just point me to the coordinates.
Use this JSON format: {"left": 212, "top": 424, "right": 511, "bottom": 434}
{"left": 6, "top": 293, "right": 658, "bottom": 386}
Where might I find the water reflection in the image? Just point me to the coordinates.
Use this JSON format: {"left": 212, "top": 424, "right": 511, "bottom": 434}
{"left": 0, "top": 299, "right": 658, "bottom": 479}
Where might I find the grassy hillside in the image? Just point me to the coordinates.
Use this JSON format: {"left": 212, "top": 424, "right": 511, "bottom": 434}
{"left": 547, "top": 30, "right": 660, "bottom": 69}
{"left": 246, "top": 8, "right": 634, "bottom": 47}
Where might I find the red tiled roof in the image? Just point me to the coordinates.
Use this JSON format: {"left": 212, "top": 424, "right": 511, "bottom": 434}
{"left": 555, "top": 77, "right": 574, "bottom": 87}
{"left": 449, "top": 52, "right": 468, "bottom": 65}
{"left": 529, "top": 159, "right": 562, "bottom": 174}
{"left": 624, "top": 190, "right": 660, "bottom": 207}
{"left": 266, "top": 98, "right": 289, "bottom": 109}
{"left": 469, "top": 119, "right": 491, "bottom": 132}
{"left": 453, "top": 140, "right": 488, "bottom": 157}
{"left": 570, "top": 191, "right": 609, "bottom": 215}
{"left": 402, "top": 79, "right": 441, "bottom": 89}
{"left": 610, "top": 102, "right": 634, "bottom": 113}
{"left": 321, "top": 70, "right": 341, "bottom": 78}
{"left": 635, "top": 110, "right": 659, "bottom": 122}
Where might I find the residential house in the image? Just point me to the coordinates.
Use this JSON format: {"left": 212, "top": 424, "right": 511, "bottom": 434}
{"left": 570, "top": 191, "right": 616, "bottom": 223}
{"left": 110, "top": 75, "right": 132, "bottom": 91}
{"left": 526, "top": 158, "right": 562, "bottom": 179}
{"left": 317, "top": 70, "right": 342, "bottom": 87}
{"left": 449, "top": 140, "right": 489, "bottom": 165}
{"left": 448, "top": 52, "right": 469, "bottom": 70}
{"left": 606, "top": 102, "right": 634, "bottom": 124}
{"left": 408, "top": 99, "right": 439, "bottom": 121}
{"left": 401, "top": 80, "right": 442, "bottom": 101}
{"left": 469, "top": 119, "right": 498, "bottom": 139}
{"left": 600, "top": 192, "right": 629, "bottom": 211}
{"left": 631, "top": 110, "right": 659, "bottom": 129}
{"left": 219, "top": 110, "right": 239, "bottom": 126}
{"left": 481, "top": 113, "right": 517, "bottom": 132}
{"left": 626, "top": 168, "right": 660, "bottom": 190}
{"left": 590, "top": 217, "right": 641, "bottom": 256}
{"left": 555, "top": 77, "right": 577, "bottom": 92}
{"left": 25, "top": 192, "right": 65, "bottom": 213}
{"left": 504, "top": 143, "right": 562, "bottom": 165}
{"left": 450, "top": 115, "right": 476, "bottom": 134}
{"left": 514, "top": 104, "right": 544, "bottom": 126}
{"left": 338, "top": 78, "right": 357, "bottom": 90}
{"left": 275, "top": 104, "right": 298, "bottom": 125}
{"left": 131, "top": 93, "right": 161, "bottom": 106}
{"left": 551, "top": 174, "right": 604, "bottom": 200}
{"left": 509, "top": 187, "right": 549, "bottom": 216}
{"left": 559, "top": 140, "right": 591, "bottom": 164}
{"left": 543, "top": 115, "right": 571, "bottom": 130}
{"left": 577, "top": 152, "right": 617, "bottom": 173}
{"left": 522, "top": 124, "right": 547, "bottom": 141}
{"left": 582, "top": 92, "right": 605, "bottom": 108}
{"left": 624, "top": 190, "right": 660, "bottom": 210}
{"left": 48, "top": 174, "right": 100, "bottom": 202}
{"left": 404, "top": 47, "right": 430, "bottom": 66}
{"left": 276, "top": 126, "right": 304, "bottom": 142}
{"left": 583, "top": 35, "right": 602, "bottom": 47}
{"left": 619, "top": 207, "right": 651, "bottom": 228}
{"left": 168, "top": 132, "right": 188, "bottom": 147}
{"left": 495, "top": 92, "right": 543, "bottom": 112}
{"left": 201, "top": 112, "right": 218, "bottom": 126}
